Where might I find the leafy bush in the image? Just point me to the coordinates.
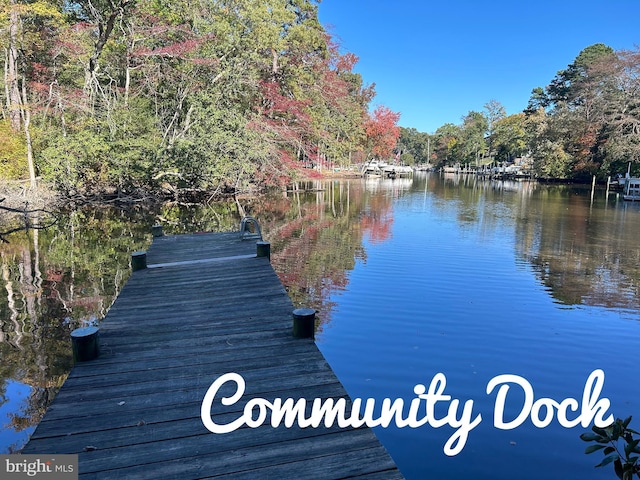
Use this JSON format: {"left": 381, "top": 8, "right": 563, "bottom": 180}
{"left": 0, "top": 120, "right": 27, "bottom": 180}
{"left": 581, "top": 417, "right": 640, "bottom": 479}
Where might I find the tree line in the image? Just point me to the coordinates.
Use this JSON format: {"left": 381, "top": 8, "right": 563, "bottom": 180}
{"left": 0, "top": 0, "right": 400, "bottom": 201}
{"left": 398, "top": 43, "right": 640, "bottom": 181}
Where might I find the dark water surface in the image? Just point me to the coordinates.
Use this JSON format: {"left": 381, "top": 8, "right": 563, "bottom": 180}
{"left": 1, "top": 173, "right": 639, "bottom": 479}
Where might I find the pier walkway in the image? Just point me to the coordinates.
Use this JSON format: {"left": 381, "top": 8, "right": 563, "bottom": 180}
{"left": 22, "top": 230, "right": 403, "bottom": 479}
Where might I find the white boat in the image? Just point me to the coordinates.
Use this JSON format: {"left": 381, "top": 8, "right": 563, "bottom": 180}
{"left": 361, "top": 160, "right": 387, "bottom": 177}
{"left": 623, "top": 177, "right": 640, "bottom": 201}
{"left": 382, "top": 164, "right": 413, "bottom": 177}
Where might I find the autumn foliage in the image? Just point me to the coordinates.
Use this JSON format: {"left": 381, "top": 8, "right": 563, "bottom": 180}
{"left": 364, "top": 106, "right": 401, "bottom": 159}
{"left": 0, "top": 0, "right": 400, "bottom": 199}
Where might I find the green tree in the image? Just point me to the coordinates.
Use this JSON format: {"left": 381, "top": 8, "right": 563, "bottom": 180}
{"left": 0, "top": 120, "right": 27, "bottom": 179}
{"left": 493, "top": 113, "right": 527, "bottom": 162}
{"left": 524, "top": 87, "right": 550, "bottom": 115}
{"left": 433, "top": 123, "right": 461, "bottom": 166}
{"left": 459, "top": 110, "right": 488, "bottom": 165}
{"left": 527, "top": 106, "right": 577, "bottom": 179}
{"left": 546, "top": 43, "right": 615, "bottom": 107}
{"left": 484, "top": 99, "right": 506, "bottom": 158}
{"left": 599, "top": 48, "right": 640, "bottom": 169}
{"left": 398, "top": 127, "right": 431, "bottom": 165}
{"left": 0, "top": 0, "right": 62, "bottom": 188}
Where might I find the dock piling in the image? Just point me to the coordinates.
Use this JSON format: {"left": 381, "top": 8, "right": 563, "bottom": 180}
{"left": 292, "top": 308, "right": 316, "bottom": 338}
{"left": 131, "top": 251, "right": 147, "bottom": 271}
{"left": 71, "top": 326, "right": 100, "bottom": 362}
{"left": 256, "top": 241, "right": 271, "bottom": 261}
{"left": 152, "top": 224, "right": 164, "bottom": 237}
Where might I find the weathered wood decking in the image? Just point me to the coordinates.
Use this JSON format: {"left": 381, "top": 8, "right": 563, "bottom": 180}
{"left": 23, "top": 231, "right": 403, "bottom": 479}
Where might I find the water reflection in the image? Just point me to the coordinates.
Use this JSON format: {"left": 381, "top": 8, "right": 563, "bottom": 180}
{"left": 0, "top": 207, "right": 157, "bottom": 452}
{"left": 1, "top": 174, "right": 639, "bottom": 471}
{"left": 255, "top": 180, "right": 398, "bottom": 314}
{"left": 420, "top": 175, "right": 639, "bottom": 312}
{"left": 514, "top": 187, "right": 640, "bottom": 311}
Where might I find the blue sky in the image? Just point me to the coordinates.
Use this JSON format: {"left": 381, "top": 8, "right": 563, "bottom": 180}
{"left": 317, "top": 0, "right": 640, "bottom": 133}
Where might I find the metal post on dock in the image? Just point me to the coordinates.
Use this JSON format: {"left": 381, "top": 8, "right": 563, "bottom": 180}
{"left": 131, "top": 251, "right": 147, "bottom": 271}
{"left": 152, "top": 224, "right": 164, "bottom": 237}
{"left": 292, "top": 308, "right": 316, "bottom": 338}
{"left": 256, "top": 241, "right": 271, "bottom": 261}
{"left": 71, "top": 326, "right": 100, "bottom": 362}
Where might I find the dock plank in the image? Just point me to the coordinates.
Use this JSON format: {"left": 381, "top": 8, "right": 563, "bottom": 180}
{"left": 22, "top": 232, "right": 403, "bottom": 479}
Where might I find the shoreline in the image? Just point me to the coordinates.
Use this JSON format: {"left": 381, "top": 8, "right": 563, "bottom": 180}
{"left": 0, "top": 170, "right": 620, "bottom": 214}
{"left": 0, "top": 171, "right": 366, "bottom": 212}
{"left": 0, "top": 180, "right": 59, "bottom": 211}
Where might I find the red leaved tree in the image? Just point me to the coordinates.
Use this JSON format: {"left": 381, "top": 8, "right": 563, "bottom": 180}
{"left": 364, "top": 105, "right": 400, "bottom": 160}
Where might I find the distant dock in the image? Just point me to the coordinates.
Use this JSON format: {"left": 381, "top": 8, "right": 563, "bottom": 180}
{"left": 22, "top": 228, "right": 403, "bottom": 479}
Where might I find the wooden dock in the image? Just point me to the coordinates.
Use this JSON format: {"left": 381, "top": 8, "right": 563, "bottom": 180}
{"left": 22, "top": 230, "right": 403, "bottom": 479}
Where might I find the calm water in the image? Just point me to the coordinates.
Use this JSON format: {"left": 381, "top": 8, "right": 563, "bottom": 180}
{"left": 1, "top": 173, "right": 639, "bottom": 479}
